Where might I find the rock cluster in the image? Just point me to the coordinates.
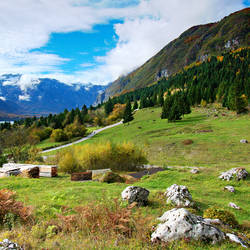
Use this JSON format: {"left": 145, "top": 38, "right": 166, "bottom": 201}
{"left": 0, "top": 239, "right": 23, "bottom": 250}
{"left": 151, "top": 208, "right": 225, "bottom": 244}
{"left": 219, "top": 168, "right": 248, "bottom": 181}
{"left": 165, "top": 184, "right": 194, "bottom": 207}
{"left": 121, "top": 186, "right": 149, "bottom": 206}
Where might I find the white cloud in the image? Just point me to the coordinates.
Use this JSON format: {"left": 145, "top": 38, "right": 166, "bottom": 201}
{"left": 18, "top": 94, "right": 31, "bottom": 101}
{"left": 0, "top": 0, "right": 245, "bottom": 85}
{"left": 0, "top": 96, "right": 6, "bottom": 101}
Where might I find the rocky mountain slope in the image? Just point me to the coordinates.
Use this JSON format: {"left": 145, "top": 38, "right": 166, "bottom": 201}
{"left": 100, "top": 8, "right": 249, "bottom": 101}
{"left": 0, "top": 74, "right": 106, "bottom": 117}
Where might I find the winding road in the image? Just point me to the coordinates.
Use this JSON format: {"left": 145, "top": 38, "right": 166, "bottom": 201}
{"left": 42, "top": 120, "right": 123, "bottom": 154}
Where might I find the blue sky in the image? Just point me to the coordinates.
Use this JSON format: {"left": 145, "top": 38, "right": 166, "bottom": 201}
{"left": 0, "top": 0, "right": 248, "bottom": 88}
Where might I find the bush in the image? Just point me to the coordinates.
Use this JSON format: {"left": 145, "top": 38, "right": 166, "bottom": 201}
{"left": 0, "top": 154, "right": 7, "bottom": 167}
{"left": 58, "top": 151, "right": 80, "bottom": 174}
{"left": 50, "top": 129, "right": 68, "bottom": 142}
{"left": 100, "top": 172, "right": 125, "bottom": 183}
{"left": 0, "top": 189, "right": 33, "bottom": 227}
{"left": 64, "top": 123, "right": 86, "bottom": 139}
{"left": 203, "top": 207, "right": 239, "bottom": 228}
{"left": 58, "top": 141, "right": 148, "bottom": 173}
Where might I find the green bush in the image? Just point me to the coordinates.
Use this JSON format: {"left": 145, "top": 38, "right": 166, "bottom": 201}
{"left": 58, "top": 141, "right": 148, "bottom": 173}
{"left": 50, "top": 129, "right": 68, "bottom": 142}
{"left": 203, "top": 207, "right": 239, "bottom": 228}
{"left": 100, "top": 172, "right": 125, "bottom": 183}
{"left": 0, "top": 154, "right": 7, "bottom": 167}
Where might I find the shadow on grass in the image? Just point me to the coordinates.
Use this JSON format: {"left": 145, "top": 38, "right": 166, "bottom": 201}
{"left": 175, "top": 115, "right": 206, "bottom": 125}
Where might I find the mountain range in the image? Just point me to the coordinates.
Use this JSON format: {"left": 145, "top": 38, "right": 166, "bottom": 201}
{"left": 0, "top": 74, "right": 105, "bottom": 118}
{"left": 100, "top": 8, "right": 249, "bottom": 101}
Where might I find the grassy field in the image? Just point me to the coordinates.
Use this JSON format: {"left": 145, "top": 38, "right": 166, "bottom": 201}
{"left": 45, "top": 106, "right": 250, "bottom": 169}
{"left": 1, "top": 106, "right": 249, "bottom": 249}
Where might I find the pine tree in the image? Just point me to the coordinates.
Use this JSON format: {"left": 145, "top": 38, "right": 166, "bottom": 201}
{"left": 104, "top": 98, "right": 114, "bottom": 115}
{"left": 133, "top": 100, "right": 138, "bottom": 110}
{"left": 158, "top": 90, "right": 164, "bottom": 106}
{"left": 123, "top": 101, "right": 134, "bottom": 123}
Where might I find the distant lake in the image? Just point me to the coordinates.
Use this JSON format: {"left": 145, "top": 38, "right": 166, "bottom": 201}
{"left": 0, "top": 121, "right": 14, "bottom": 124}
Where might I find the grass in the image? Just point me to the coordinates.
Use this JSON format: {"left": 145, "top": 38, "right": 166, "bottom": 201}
{"left": 0, "top": 167, "right": 249, "bottom": 249}
{"left": 44, "top": 106, "right": 250, "bottom": 169}
{"left": 1, "top": 106, "right": 249, "bottom": 249}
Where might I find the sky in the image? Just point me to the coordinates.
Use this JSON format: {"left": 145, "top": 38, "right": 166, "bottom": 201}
{"left": 0, "top": 0, "right": 249, "bottom": 88}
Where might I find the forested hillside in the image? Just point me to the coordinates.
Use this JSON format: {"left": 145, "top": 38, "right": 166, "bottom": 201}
{"left": 102, "top": 8, "right": 249, "bottom": 100}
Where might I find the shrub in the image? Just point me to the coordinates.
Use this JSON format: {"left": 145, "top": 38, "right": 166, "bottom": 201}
{"left": 50, "top": 129, "right": 68, "bottom": 142}
{"left": 58, "top": 150, "right": 80, "bottom": 174}
{"left": 58, "top": 141, "right": 147, "bottom": 173}
{"left": 0, "top": 154, "right": 7, "bottom": 167}
{"left": 100, "top": 172, "right": 125, "bottom": 183}
{"left": 0, "top": 189, "right": 33, "bottom": 227}
{"left": 64, "top": 122, "right": 86, "bottom": 139}
{"left": 203, "top": 207, "right": 239, "bottom": 228}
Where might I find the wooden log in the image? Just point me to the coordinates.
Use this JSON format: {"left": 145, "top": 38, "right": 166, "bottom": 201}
{"left": 71, "top": 172, "right": 92, "bottom": 181}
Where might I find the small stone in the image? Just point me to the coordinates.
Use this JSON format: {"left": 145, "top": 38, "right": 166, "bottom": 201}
{"left": 190, "top": 168, "right": 199, "bottom": 174}
{"left": 165, "top": 184, "right": 194, "bottom": 207}
{"left": 226, "top": 233, "right": 247, "bottom": 248}
{"left": 121, "top": 186, "right": 149, "bottom": 206}
{"left": 224, "top": 186, "right": 235, "bottom": 192}
{"left": 229, "top": 202, "right": 241, "bottom": 210}
{"left": 240, "top": 139, "right": 248, "bottom": 144}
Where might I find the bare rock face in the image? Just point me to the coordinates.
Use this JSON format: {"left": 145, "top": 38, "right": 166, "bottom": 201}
{"left": 219, "top": 168, "right": 248, "bottom": 181}
{"left": 121, "top": 186, "right": 149, "bottom": 206}
{"left": 151, "top": 208, "right": 225, "bottom": 244}
{"left": 224, "top": 186, "right": 235, "bottom": 192}
{"left": 165, "top": 184, "right": 194, "bottom": 207}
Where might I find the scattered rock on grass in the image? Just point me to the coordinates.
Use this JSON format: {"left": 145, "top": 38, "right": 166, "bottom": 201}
{"left": 165, "top": 184, "right": 194, "bottom": 207}
{"left": 240, "top": 139, "right": 248, "bottom": 144}
{"left": 190, "top": 168, "right": 200, "bottom": 174}
{"left": 151, "top": 208, "right": 225, "bottom": 244}
{"left": 226, "top": 233, "right": 248, "bottom": 248}
{"left": 219, "top": 168, "right": 248, "bottom": 181}
{"left": 121, "top": 186, "right": 149, "bottom": 206}
{"left": 0, "top": 239, "right": 23, "bottom": 250}
{"left": 224, "top": 186, "right": 235, "bottom": 192}
{"left": 228, "top": 202, "right": 241, "bottom": 210}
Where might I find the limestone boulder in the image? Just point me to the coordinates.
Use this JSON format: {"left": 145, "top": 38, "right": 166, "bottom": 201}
{"left": 219, "top": 168, "right": 248, "bottom": 181}
{"left": 165, "top": 184, "right": 194, "bottom": 207}
{"left": 121, "top": 186, "right": 149, "bottom": 206}
{"left": 151, "top": 208, "right": 225, "bottom": 244}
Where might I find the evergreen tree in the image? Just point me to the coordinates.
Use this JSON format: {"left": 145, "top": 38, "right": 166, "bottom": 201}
{"left": 158, "top": 90, "right": 164, "bottom": 106}
{"left": 133, "top": 100, "right": 138, "bottom": 110}
{"left": 104, "top": 98, "right": 114, "bottom": 115}
{"left": 168, "top": 99, "right": 182, "bottom": 122}
{"left": 123, "top": 101, "right": 134, "bottom": 123}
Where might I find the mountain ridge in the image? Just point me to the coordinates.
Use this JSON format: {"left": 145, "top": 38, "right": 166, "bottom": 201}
{"left": 100, "top": 7, "right": 250, "bottom": 102}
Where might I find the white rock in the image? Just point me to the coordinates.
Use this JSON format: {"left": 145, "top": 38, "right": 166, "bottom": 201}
{"left": 226, "top": 233, "right": 247, "bottom": 248}
{"left": 219, "top": 168, "right": 248, "bottom": 181}
{"left": 224, "top": 186, "right": 235, "bottom": 192}
{"left": 165, "top": 184, "right": 194, "bottom": 207}
{"left": 151, "top": 208, "right": 225, "bottom": 244}
{"left": 121, "top": 186, "right": 149, "bottom": 206}
{"left": 190, "top": 168, "right": 200, "bottom": 174}
{"left": 240, "top": 139, "right": 248, "bottom": 144}
{"left": 229, "top": 202, "right": 241, "bottom": 210}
